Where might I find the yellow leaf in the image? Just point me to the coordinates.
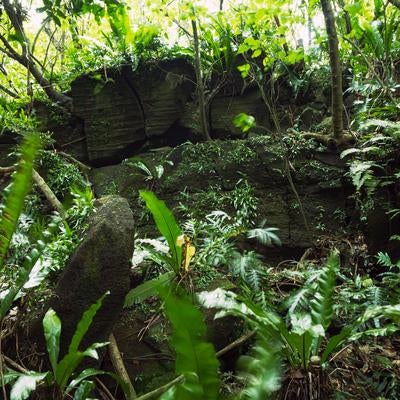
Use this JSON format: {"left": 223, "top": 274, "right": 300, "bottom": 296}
{"left": 179, "top": 235, "right": 196, "bottom": 272}
{"left": 184, "top": 244, "right": 196, "bottom": 272}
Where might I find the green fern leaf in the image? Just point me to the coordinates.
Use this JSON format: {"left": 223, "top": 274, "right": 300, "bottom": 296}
{"left": 124, "top": 271, "right": 174, "bottom": 307}
{"left": 159, "top": 287, "right": 220, "bottom": 400}
{"left": 0, "top": 134, "right": 41, "bottom": 269}
{"left": 310, "top": 250, "right": 340, "bottom": 330}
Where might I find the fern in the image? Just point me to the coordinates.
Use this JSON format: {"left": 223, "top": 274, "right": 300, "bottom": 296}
{"left": 285, "top": 287, "right": 310, "bottom": 318}
{"left": 0, "top": 133, "right": 41, "bottom": 269}
{"left": 0, "top": 216, "right": 61, "bottom": 319}
{"left": 310, "top": 250, "right": 340, "bottom": 330}
{"left": 231, "top": 251, "right": 268, "bottom": 290}
{"left": 247, "top": 226, "right": 281, "bottom": 246}
{"left": 377, "top": 251, "right": 395, "bottom": 268}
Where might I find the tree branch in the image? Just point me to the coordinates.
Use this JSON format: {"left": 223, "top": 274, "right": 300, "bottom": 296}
{"left": 0, "top": 1, "right": 72, "bottom": 108}
{"left": 0, "top": 82, "right": 18, "bottom": 98}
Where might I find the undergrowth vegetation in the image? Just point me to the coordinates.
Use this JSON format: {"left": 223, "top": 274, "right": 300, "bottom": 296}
{"left": 0, "top": 0, "right": 400, "bottom": 399}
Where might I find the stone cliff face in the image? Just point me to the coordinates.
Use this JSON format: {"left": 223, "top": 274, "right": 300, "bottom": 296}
{"left": 26, "top": 57, "right": 331, "bottom": 166}
{"left": 71, "top": 59, "right": 195, "bottom": 165}
{"left": 90, "top": 137, "right": 352, "bottom": 260}
{"left": 0, "top": 58, "right": 334, "bottom": 166}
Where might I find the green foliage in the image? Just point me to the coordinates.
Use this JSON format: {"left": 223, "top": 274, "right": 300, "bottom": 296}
{"left": 124, "top": 191, "right": 183, "bottom": 306}
{"left": 8, "top": 372, "right": 48, "bottom": 400}
{"left": 139, "top": 190, "right": 182, "bottom": 273}
{"left": 132, "top": 25, "right": 162, "bottom": 56}
{"left": 0, "top": 134, "right": 65, "bottom": 319}
{"left": 199, "top": 251, "right": 400, "bottom": 375}
{"left": 0, "top": 134, "right": 41, "bottom": 269}
{"left": 3, "top": 293, "right": 113, "bottom": 399}
{"left": 124, "top": 271, "right": 174, "bottom": 307}
{"left": 0, "top": 105, "right": 39, "bottom": 136}
{"left": 38, "top": 151, "right": 86, "bottom": 199}
{"left": 310, "top": 251, "right": 339, "bottom": 330}
{"left": 239, "top": 339, "right": 282, "bottom": 399}
{"left": 377, "top": 250, "right": 400, "bottom": 303}
{"left": 342, "top": 119, "right": 400, "bottom": 219}
{"left": 159, "top": 286, "right": 220, "bottom": 400}
{"left": 0, "top": 215, "right": 61, "bottom": 319}
{"left": 124, "top": 156, "right": 172, "bottom": 182}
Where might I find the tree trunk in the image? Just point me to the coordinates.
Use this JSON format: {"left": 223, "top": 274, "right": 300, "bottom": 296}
{"left": 191, "top": 19, "right": 212, "bottom": 141}
{"left": 320, "top": 0, "right": 344, "bottom": 139}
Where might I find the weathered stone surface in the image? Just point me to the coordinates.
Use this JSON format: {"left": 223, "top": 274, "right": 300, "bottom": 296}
{"left": 51, "top": 195, "right": 135, "bottom": 356}
{"left": 90, "top": 138, "right": 352, "bottom": 261}
{"left": 132, "top": 58, "right": 195, "bottom": 138}
{"left": 33, "top": 100, "right": 87, "bottom": 162}
{"left": 42, "top": 58, "right": 336, "bottom": 163}
{"left": 210, "top": 87, "right": 272, "bottom": 137}
{"left": 71, "top": 59, "right": 195, "bottom": 165}
{"left": 72, "top": 69, "right": 146, "bottom": 164}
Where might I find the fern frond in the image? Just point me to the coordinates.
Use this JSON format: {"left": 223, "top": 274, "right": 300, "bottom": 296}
{"left": 377, "top": 251, "right": 394, "bottom": 268}
{"left": 285, "top": 287, "right": 310, "bottom": 319}
{"left": 231, "top": 251, "right": 268, "bottom": 294}
{"left": 0, "top": 134, "right": 41, "bottom": 269}
{"left": 247, "top": 227, "right": 281, "bottom": 246}
{"left": 253, "top": 290, "right": 269, "bottom": 311}
{"left": 310, "top": 250, "right": 340, "bottom": 330}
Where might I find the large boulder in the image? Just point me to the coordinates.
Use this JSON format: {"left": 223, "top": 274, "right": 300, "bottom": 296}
{"left": 50, "top": 195, "right": 135, "bottom": 356}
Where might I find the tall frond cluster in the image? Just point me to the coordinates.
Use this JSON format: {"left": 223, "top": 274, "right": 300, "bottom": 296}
{"left": 0, "top": 134, "right": 41, "bottom": 269}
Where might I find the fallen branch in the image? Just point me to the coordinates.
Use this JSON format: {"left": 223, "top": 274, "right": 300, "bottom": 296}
{"left": 0, "top": 165, "right": 65, "bottom": 217}
{"left": 1, "top": 354, "right": 28, "bottom": 374}
{"left": 135, "top": 375, "right": 184, "bottom": 400}
{"left": 57, "top": 151, "right": 91, "bottom": 173}
{"left": 95, "top": 376, "right": 118, "bottom": 400}
{"left": 302, "top": 132, "right": 355, "bottom": 147}
{"left": 216, "top": 329, "right": 256, "bottom": 358}
{"left": 60, "top": 137, "right": 86, "bottom": 148}
{"left": 0, "top": 167, "right": 14, "bottom": 174}
{"left": 32, "top": 169, "right": 64, "bottom": 217}
{"left": 108, "top": 333, "right": 137, "bottom": 400}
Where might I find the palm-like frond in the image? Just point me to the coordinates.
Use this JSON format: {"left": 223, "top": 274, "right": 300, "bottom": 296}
{"left": 247, "top": 227, "right": 281, "bottom": 246}
{"left": 0, "top": 134, "right": 41, "bottom": 269}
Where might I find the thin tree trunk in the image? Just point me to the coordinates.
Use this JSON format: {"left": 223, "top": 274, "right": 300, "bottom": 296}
{"left": 337, "top": 0, "right": 352, "bottom": 35}
{"left": 388, "top": 0, "right": 400, "bottom": 9}
{"left": 191, "top": 19, "right": 211, "bottom": 141}
{"left": 320, "top": 0, "right": 344, "bottom": 139}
